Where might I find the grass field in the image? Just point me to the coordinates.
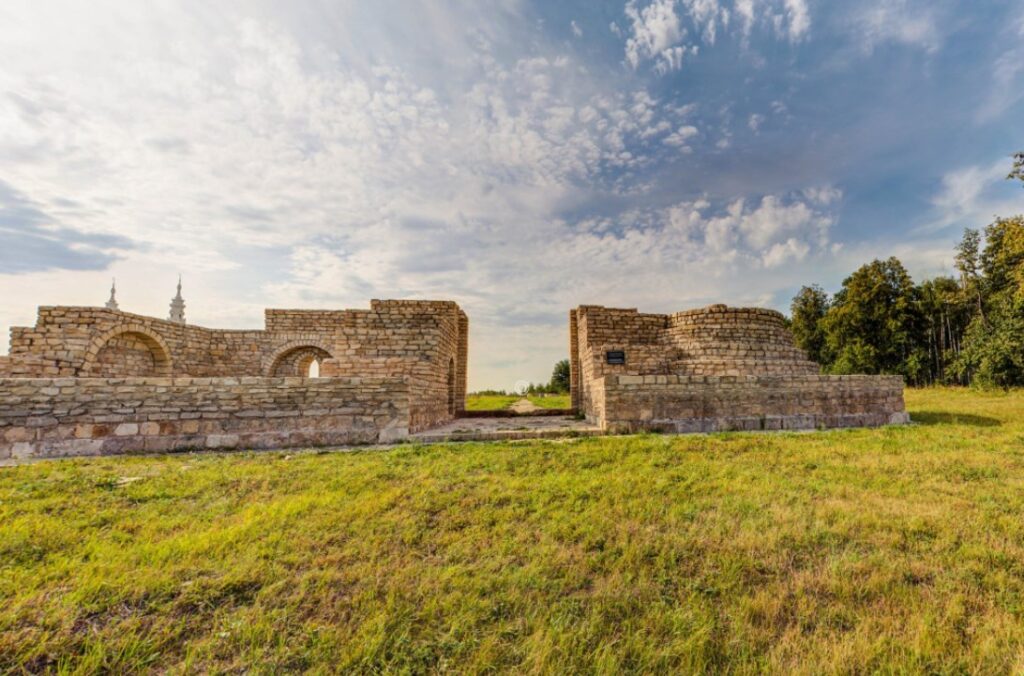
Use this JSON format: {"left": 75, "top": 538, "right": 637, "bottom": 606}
{"left": 525, "top": 393, "right": 571, "bottom": 409}
{"left": 464, "top": 393, "right": 520, "bottom": 411}
{"left": 465, "top": 393, "right": 571, "bottom": 410}
{"left": 3, "top": 388, "right": 1024, "bottom": 672}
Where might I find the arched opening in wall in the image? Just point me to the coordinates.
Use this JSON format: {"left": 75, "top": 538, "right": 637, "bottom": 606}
{"left": 447, "top": 357, "right": 456, "bottom": 415}
{"left": 89, "top": 331, "right": 172, "bottom": 377}
{"left": 270, "top": 346, "right": 332, "bottom": 377}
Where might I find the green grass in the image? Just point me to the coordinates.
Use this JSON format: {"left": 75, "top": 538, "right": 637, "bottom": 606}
{"left": 4, "top": 388, "right": 1024, "bottom": 672}
{"left": 464, "top": 393, "right": 519, "bottom": 410}
{"left": 526, "top": 393, "right": 571, "bottom": 409}
{"left": 465, "top": 393, "right": 571, "bottom": 410}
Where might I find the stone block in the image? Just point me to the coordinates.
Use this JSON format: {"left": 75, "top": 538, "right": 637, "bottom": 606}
{"left": 4, "top": 427, "right": 34, "bottom": 443}
{"left": 207, "top": 434, "right": 241, "bottom": 449}
{"left": 889, "top": 412, "right": 911, "bottom": 425}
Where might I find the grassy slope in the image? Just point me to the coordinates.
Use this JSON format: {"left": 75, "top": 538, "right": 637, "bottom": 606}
{"left": 2, "top": 388, "right": 1024, "bottom": 672}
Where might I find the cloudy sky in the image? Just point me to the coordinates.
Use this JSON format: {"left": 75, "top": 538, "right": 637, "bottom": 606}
{"left": 1, "top": 0, "right": 1022, "bottom": 390}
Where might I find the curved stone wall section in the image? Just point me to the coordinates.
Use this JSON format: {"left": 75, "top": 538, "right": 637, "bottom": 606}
{"left": 85, "top": 328, "right": 174, "bottom": 377}
{"left": 269, "top": 345, "right": 332, "bottom": 377}
{"left": 666, "top": 305, "right": 819, "bottom": 377}
{"left": 91, "top": 334, "right": 164, "bottom": 376}
{"left": 569, "top": 303, "right": 907, "bottom": 431}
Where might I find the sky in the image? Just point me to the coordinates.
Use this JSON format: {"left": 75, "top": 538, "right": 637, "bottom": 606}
{"left": 1, "top": 0, "right": 1022, "bottom": 390}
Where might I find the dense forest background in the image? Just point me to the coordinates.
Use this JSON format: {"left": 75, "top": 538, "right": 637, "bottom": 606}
{"left": 790, "top": 151, "right": 1024, "bottom": 387}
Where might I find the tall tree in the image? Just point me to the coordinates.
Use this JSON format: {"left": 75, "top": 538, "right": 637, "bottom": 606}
{"left": 549, "top": 359, "right": 571, "bottom": 393}
{"left": 1009, "top": 151, "right": 1024, "bottom": 185}
{"left": 790, "top": 285, "right": 830, "bottom": 365}
{"left": 954, "top": 215, "right": 1024, "bottom": 387}
{"left": 917, "top": 276, "right": 970, "bottom": 384}
{"left": 953, "top": 297, "right": 1024, "bottom": 388}
{"left": 822, "top": 257, "right": 928, "bottom": 382}
{"left": 955, "top": 228, "right": 986, "bottom": 323}
{"left": 980, "top": 216, "right": 1024, "bottom": 300}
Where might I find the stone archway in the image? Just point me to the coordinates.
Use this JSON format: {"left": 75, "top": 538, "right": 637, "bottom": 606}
{"left": 268, "top": 343, "right": 334, "bottom": 377}
{"left": 80, "top": 326, "right": 173, "bottom": 377}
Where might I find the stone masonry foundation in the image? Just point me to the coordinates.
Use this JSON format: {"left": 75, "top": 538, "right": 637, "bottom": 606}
{"left": 596, "top": 374, "right": 909, "bottom": 433}
{"left": 0, "top": 376, "right": 421, "bottom": 461}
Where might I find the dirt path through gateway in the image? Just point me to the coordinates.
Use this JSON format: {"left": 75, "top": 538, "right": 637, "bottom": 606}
{"left": 508, "top": 398, "right": 543, "bottom": 414}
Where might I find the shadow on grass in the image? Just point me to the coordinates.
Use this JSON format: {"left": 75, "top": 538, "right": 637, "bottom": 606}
{"left": 911, "top": 411, "right": 1002, "bottom": 427}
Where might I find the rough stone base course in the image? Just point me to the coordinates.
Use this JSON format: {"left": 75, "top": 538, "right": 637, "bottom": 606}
{"left": 0, "top": 376, "right": 421, "bottom": 460}
{"left": 596, "top": 374, "right": 908, "bottom": 433}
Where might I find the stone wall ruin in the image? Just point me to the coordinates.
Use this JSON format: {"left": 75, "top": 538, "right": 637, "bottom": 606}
{"left": 570, "top": 303, "right": 909, "bottom": 432}
{"left": 1, "top": 299, "right": 468, "bottom": 459}
{"left": 0, "top": 296, "right": 912, "bottom": 460}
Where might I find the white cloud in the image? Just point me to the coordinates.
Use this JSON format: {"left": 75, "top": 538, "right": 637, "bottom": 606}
{"left": 620, "top": 0, "right": 812, "bottom": 72}
{"left": 571, "top": 20, "right": 583, "bottom": 37}
{"left": 663, "top": 124, "right": 699, "bottom": 148}
{"left": 977, "top": 11, "right": 1024, "bottom": 121}
{"left": 748, "top": 113, "right": 765, "bottom": 132}
{"left": 735, "top": 0, "right": 757, "bottom": 36}
{"left": 783, "top": 0, "right": 810, "bottom": 41}
{"left": 803, "top": 186, "right": 843, "bottom": 205}
{"left": 735, "top": 195, "right": 833, "bottom": 249}
{"left": 624, "top": 0, "right": 688, "bottom": 71}
{"left": 923, "top": 158, "right": 1024, "bottom": 234}
{"left": 851, "top": 0, "right": 941, "bottom": 54}
{"left": 763, "top": 237, "right": 810, "bottom": 267}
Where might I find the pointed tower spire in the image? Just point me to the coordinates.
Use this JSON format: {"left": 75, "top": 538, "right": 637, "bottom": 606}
{"left": 104, "top": 278, "right": 119, "bottom": 311}
{"left": 168, "top": 275, "right": 186, "bottom": 324}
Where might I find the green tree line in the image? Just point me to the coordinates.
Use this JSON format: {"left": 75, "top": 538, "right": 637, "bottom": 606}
{"left": 791, "top": 151, "right": 1024, "bottom": 387}
{"left": 473, "top": 360, "right": 571, "bottom": 397}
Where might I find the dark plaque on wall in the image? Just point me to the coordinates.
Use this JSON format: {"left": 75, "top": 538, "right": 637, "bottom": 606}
{"left": 606, "top": 350, "right": 626, "bottom": 365}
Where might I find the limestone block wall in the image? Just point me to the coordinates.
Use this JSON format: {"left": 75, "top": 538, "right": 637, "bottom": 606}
{"left": 0, "top": 377, "right": 413, "bottom": 461}
{"left": 569, "top": 309, "right": 581, "bottom": 410}
{"left": 665, "top": 306, "right": 819, "bottom": 376}
{"left": 596, "top": 374, "right": 909, "bottom": 433}
{"left": 408, "top": 376, "right": 454, "bottom": 433}
{"left": 312, "top": 300, "right": 468, "bottom": 415}
{"left": 5, "top": 307, "right": 267, "bottom": 377}
{"left": 570, "top": 305, "right": 674, "bottom": 417}
{"left": 2, "top": 299, "right": 468, "bottom": 424}
{"left": 569, "top": 304, "right": 826, "bottom": 416}
{"left": 569, "top": 303, "right": 907, "bottom": 431}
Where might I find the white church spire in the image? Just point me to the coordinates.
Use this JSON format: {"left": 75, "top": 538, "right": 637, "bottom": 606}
{"left": 168, "top": 275, "right": 186, "bottom": 324}
{"left": 104, "top": 279, "right": 119, "bottom": 311}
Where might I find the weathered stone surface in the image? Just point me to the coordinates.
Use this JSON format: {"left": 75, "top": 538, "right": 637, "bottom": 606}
{"left": 2, "top": 300, "right": 468, "bottom": 421}
{"left": 0, "top": 376, "right": 414, "bottom": 460}
{"left": 570, "top": 304, "right": 908, "bottom": 433}
{"left": 0, "top": 299, "right": 468, "bottom": 459}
